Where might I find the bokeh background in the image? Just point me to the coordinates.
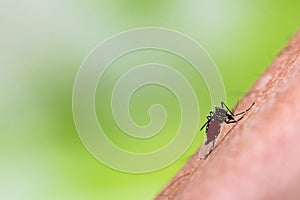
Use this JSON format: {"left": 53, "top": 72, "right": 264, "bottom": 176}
{"left": 1, "top": 1, "right": 300, "bottom": 200}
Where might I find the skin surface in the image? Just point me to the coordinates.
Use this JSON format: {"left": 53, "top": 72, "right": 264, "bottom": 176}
{"left": 156, "top": 29, "right": 300, "bottom": 200}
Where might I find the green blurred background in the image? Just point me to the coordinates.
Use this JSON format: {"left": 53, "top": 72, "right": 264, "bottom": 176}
{"left": 1, "top": 1, "right": 300, "bottom": 199}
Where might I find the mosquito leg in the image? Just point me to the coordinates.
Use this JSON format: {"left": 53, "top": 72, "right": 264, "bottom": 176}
{"left": 200, "top": 115, "right": 212, "bottom": 131}
{"left": 225, "top": 120, "right": 239, "bottom": 124}
{"left": 221, "top": 101, "right": 235, "bottom": 116}
{"left": 233, "top": 102, "right": 255, "bottom": 116}
{"left": 225, "top": 115, "right": 244, "bottom": 124}
{"left": 200, "top": 121, "right": 209, "bottom": 131}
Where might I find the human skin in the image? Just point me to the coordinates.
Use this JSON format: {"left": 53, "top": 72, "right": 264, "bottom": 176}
{"left": 156, "top": 29, "right": 300, "bottom": 200}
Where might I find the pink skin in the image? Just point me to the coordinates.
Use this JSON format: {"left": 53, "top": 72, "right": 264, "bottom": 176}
{"left": 179, "top": 77, "right": 300, "bottom": 200}
{"left": 156, "top": 30, "right": 300, "bottom": 200}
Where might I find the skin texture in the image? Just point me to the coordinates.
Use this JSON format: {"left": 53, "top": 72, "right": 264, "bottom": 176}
{"left": 156, "top": 29, "right": 300, "bottom": 200}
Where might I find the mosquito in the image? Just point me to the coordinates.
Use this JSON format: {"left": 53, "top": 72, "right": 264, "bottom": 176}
{"left": 199, "top": 102, "right": 255, "bottom": 159}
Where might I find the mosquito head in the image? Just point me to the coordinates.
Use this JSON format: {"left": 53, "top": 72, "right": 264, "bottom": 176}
{"left": 214, "top": 107, "right": 227, "bottom": 121}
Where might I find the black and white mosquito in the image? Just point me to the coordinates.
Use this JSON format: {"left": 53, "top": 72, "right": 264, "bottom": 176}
{"left": 199, "top": 102, "right": 255, "bottom": 159}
